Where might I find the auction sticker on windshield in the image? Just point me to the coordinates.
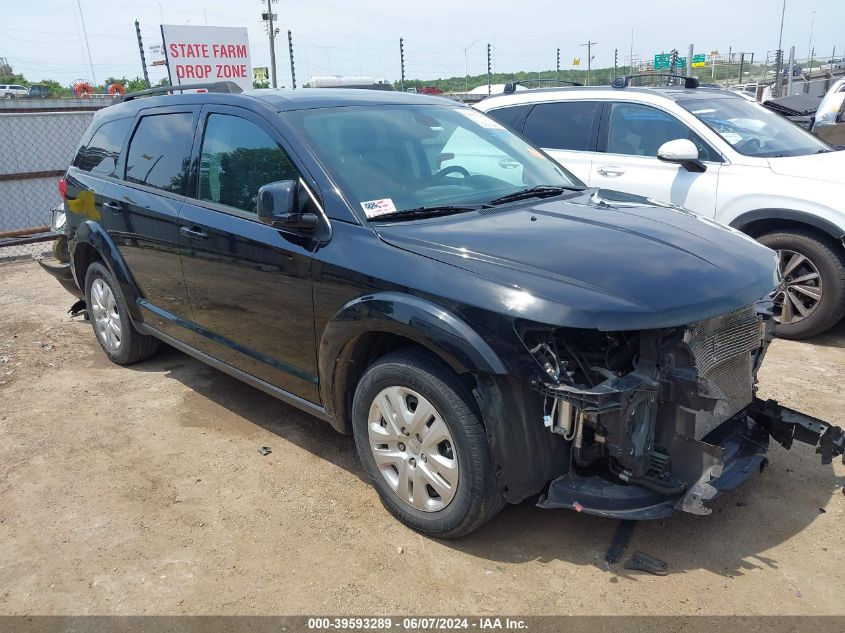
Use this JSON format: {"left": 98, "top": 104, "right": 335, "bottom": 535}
{"left": 458, "top": 108, "right": 505, "bottom": 129}
{"left": 361, "top": 198, "right": 397, "bottom": 218}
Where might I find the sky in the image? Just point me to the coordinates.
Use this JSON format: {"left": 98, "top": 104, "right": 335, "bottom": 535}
{"left": 1, "top": 0, "right": 843, "bottom": 87}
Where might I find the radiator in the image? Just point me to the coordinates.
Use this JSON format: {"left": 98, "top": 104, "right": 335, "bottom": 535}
{"left": 685, "top": 304, "right": 763, "bottom": 437}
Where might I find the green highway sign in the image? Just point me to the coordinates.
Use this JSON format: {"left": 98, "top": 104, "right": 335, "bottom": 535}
{"left": 653, "top": 52, "right": 707, "bottom": 70}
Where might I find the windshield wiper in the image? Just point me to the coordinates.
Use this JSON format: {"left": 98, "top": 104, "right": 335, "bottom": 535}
{"left": 369, "top": 205, "right": 483, "bottom": 223}
{"left": 487, "top": 184, "right": 584, "bottom": 206}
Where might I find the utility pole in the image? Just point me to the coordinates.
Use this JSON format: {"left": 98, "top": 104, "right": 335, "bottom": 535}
{"left": 262, "top": 0, "right": 278, "bottom": 88}
{"left": 807, "top": 10, "right": 816, "bottom": 73}
{"left": 287, "top": 30, "right": 296, "bottom": 89}
{"left": 580, "top": 41, "right": 596, "bottom": 86}
{"left": 614, "top": 48, "right": 618, "bottom": 77}
{"left": 787, "top": 45, "right": 796, "bottom": 95}
{"left": 556, "top": 47, "right": 560, "bottom": 81}
{"left": 399, "top": 37, "right": 405, "bottom": 91}
{"left": 134, "top": 20, "right": 150, "bottom": 89}
{"left": 487, "top": 43, "right": 491, "bottom": 95}
{"left": 773, "top": 0, "right": 786, "bottom": 96}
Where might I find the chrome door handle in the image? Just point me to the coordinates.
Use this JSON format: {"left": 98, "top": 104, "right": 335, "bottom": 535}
{"left": 597, "top": 166, "right": 625, "bottom": 177}
{"left": 180, "top": 225, "right": 208, "bottom": 240}
{"left": 498, "top": 159, "right": 520, "bottom": 169}
{"left": 103, "top": 201, "right": 123, "bottom": 213}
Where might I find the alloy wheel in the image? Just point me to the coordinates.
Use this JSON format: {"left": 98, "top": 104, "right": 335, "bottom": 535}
{"left": 772, "top": 249, "right": 823, "bottom": 325}
{"left": 90, "top": 278, "right": 122, "bottom": 351}
{"left": 367, "top": 386, "right": 459, "bottom": 512}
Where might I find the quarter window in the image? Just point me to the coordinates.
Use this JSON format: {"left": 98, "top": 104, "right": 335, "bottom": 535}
{"left": 75, "top": 118, "right": 132, "bottom": 175}
{"left": 486, "top": 104, "right": 531, "bottom": 131}
{"left": 125, "top": 112, "right": 195, "bottom": 194}
{"left": 198, "top": 114, "right": 298, "bottom": 213}
{"left": 522, "top": 101, "right": 600, "bottom": 151}
{"left": 606, "top": 102, "right": 716, "bottom": 161}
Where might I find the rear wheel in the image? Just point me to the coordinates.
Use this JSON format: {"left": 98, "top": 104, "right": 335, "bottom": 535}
{"left": 351, "top": 349, "right": 504, "bottom": 538}
{"left": 757, "top": 230, "right": 845, "bottom": 339}
{"left": 84, "top": 262, "right": 159, "bottom": 365}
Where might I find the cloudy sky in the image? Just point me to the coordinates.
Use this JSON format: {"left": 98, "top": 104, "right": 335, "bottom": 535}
{"left": 1, "top": 0, "right": 842, "bottom": 86}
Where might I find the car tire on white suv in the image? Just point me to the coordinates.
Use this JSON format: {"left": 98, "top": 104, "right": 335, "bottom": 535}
{"left": 758, "top": 230, "right": 845, "bottom": 338}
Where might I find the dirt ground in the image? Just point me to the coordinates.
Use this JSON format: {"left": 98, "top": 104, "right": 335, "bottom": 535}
{"left": 0, "top": 258, "right": 843, "bottom": 616}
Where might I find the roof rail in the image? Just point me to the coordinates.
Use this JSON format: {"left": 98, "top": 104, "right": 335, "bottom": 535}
{"left": 115, "top": 81, "right": 243, "bottom": 103}
{"left": 503, "top": 79, "right": 583, "bottom": 94}
{"left": 612, "top": 74, "right": 700, "bottom": 89}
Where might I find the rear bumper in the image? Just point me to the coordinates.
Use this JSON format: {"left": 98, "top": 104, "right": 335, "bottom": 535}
{"left": 37, "top": 257, "right": 83, "bottom": 299}
{"left": 538, "top": 399, "right": 842, "bottom": 520}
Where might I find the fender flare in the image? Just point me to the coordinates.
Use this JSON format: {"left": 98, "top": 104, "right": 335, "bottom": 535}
{"left": 729, "top": 208, "right": 845, "bottom": 241}
{"left": 318, "top": 292, "right": 507, "bottom": 426}
{"left": 72, "top": 221, "right": 145, "bottom": 322}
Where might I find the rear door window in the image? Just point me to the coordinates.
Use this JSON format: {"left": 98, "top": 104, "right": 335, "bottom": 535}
{"left": 74, "top": 118, "right": 133, "bottom": 175}
{"left": 125, "top": 112, "right": 195, "bottom": 194}
{"left": 521, "top": 101, "right": 601, "bottom": 151}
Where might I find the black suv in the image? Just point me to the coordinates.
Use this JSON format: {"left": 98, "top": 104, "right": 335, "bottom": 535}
{"left": 43, "top": 83, "right": 843, "bottom": 537}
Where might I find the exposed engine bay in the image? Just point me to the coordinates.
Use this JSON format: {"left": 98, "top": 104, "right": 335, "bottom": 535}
{"left": 518, "top": 301, "right": 845, "bottom": 519}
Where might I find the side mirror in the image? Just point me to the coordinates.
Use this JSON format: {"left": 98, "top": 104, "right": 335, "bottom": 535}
{"left": 256, "top": 180, "right": 319, "bottom": 231}
{"left": 657, "top": 139, "right": 707, "bottom": 173}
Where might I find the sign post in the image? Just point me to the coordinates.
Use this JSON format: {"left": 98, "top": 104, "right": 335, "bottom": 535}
{"left": 160, "top": 25, "right": 253, "bottom": 92}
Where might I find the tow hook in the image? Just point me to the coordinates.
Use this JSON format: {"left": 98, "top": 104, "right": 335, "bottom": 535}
{"left": 750, "top": 398, "right": 845, "bottom": 465}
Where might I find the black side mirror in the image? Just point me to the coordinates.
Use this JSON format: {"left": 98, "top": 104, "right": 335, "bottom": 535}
{"left": 256, "top": 180, "right": 319, "bottom": 231}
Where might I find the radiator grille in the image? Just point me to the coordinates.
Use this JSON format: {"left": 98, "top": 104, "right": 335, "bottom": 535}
{"left": 685, "top": 304, "right": 762, "bottom": 436}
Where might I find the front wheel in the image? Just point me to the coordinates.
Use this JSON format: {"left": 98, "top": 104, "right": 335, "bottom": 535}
{"left": 758, "top": 230, "right": 845, "bottom": 339}
{"left": 351, "top": 350, "right": 504, "bottom": 538}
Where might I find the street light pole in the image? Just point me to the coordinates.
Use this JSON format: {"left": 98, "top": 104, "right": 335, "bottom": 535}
{"left": 580, "top": 41, "right": 597, "bottom": 86}
{"left": 463, "top": 38, "right": 480, "bottom": 93}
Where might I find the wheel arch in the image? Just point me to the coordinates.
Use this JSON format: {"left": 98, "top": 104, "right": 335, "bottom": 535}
{"left": 318, "top": 292, "right": 507, "bottom": 434}
{"left": 71, "top": 221, "right": 144, "bottom": 322}
{"left": 730, "top": 209, "right": 845, "bottom": 244}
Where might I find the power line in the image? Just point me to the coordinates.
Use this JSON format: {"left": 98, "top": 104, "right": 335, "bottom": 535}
{"left": 75, "top": 0, "right": 97, "bottom": 84}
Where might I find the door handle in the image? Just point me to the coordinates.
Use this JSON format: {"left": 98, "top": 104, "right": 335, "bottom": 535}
{"left": 597, "top": 166, "right": 625, "bottom": 177}
{"left": 498, "top": 158, "right": 520, "bottom": 169}
{"left": 180, "top": 225, "right": 208, "bottom": 240}
{"left": 103, "top": 201, "right": 123, "bottom": 214}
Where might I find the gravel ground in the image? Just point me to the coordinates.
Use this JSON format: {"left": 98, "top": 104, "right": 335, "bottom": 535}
{"left": 0, "top": 259, "right": 843, "bottom": 616}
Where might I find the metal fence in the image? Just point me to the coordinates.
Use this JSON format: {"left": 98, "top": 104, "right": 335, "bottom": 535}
{"left": 0, "top": 107, "right": 97, "bottom": 259}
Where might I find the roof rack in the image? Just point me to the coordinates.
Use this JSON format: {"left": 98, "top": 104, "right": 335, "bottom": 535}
{"left": 612, "top": 74, "right": 699, "bottom": 89}
{"left": 503, "top": 79, "right": 583, "bottom": 94}
{"left": 116, "top": 81, "right": 243, "bottom": 103}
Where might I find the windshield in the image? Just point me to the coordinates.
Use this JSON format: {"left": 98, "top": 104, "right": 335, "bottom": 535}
{"left": 681, "top": 97, "right": 831, "bottom": 157}
{"left": 285, "top": 104, "right": 583, "bottom": 219}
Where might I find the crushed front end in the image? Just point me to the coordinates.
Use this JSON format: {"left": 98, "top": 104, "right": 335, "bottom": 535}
{"left": 518, "top": 302, "right": 844, "bottom": 519}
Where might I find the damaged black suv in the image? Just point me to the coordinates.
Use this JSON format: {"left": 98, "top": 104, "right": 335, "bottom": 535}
{"left": 44, "top": 83, "right": 844, "bottom": 537}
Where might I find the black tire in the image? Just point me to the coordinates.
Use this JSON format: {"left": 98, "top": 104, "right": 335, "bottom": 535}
{"left": 757, "top": 230, "right": 845, "bottom": 339}
{"left": 52, "top": 235, "right": 70, "bottom": 263}
{"left": 352, "top": 349, "right": 504, "bottom": 538}
{"left": 84, "top": 262, "right": 159, "bottom": 365}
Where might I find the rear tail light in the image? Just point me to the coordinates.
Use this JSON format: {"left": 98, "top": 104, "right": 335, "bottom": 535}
{"left": 58, "top": 178, "right": 66, "bottom": 198}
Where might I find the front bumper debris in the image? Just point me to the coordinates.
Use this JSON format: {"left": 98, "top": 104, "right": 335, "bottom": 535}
{"left": 36, "top": 257, "right": 83, "bottom": 299}
{"left": 538, "top": 398, "right": 843, "bottom": 520}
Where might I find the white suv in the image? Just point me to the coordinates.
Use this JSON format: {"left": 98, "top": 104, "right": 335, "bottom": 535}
{"left": 476, "top": 78, "right": 845, "bottom": 338}
{"left": 0, "top": 84, "right": 29, "bottom": 98}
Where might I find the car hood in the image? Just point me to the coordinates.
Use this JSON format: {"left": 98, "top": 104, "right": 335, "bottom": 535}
{"left": 767, "top": 150, "right": 845, "bottom": 184}
{"left": 374, "top": 190, "right": 779, "bottom": 330}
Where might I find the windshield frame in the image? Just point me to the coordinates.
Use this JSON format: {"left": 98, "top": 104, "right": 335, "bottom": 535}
{"left": 680, "top": 95, "right": 833, "bottom": 158}
{"left": 283, "top": 103, "right": 586, "bottom": 222}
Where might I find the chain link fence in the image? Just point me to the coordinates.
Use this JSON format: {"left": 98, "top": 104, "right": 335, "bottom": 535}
{"left": 0, "top": 109, "right": 97, "bottom": 259}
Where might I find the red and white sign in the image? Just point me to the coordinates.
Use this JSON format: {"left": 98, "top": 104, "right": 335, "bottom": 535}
{"left": 161, "top": 25, "right": 253, "bottom": 92}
